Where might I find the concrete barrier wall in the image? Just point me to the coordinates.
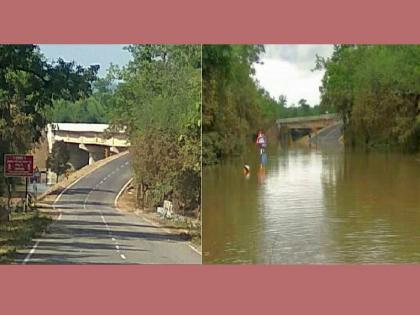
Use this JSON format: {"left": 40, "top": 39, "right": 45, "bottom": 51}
{"left": 54, "top": 132, "right": 129, "bottom": 147}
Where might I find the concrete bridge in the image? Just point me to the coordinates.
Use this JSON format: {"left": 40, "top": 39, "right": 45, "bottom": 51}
{"left": 276, "top": 114, "right": 341, "bottom": 142}
{"left": 47, "top": 123, "right": 129, "bottom": 170}
{"left": 276, "top": 113, "right": 340, "bottom": 131}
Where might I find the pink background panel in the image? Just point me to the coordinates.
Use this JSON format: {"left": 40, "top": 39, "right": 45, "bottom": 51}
{"left": 0, "top": 0, "right": 419, "bottom": 43}
{"left": 1, "top": 265, "right": 420, "bottom": 314}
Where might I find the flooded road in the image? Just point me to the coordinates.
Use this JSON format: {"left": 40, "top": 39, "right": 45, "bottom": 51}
{"left": 203, "top": 143, "right": 420, "bottom": 263}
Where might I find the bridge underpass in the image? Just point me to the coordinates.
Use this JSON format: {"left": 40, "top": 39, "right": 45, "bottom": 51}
{"left": 26, "top": 123, "right": 130, "bottom": 190}
{"left": 276, "top": 114, "right": 343, "bottom": 144}
{"left": 46, "top": 123, "right": 129, "bottom": 173}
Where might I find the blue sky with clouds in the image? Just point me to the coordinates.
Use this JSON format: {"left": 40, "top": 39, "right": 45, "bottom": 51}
{"left": 39, "top": 44, "right": 333, "bottom": 106}
{"left": 39, "top": 44, "right": 132, "bottom": 77}
{"left": 254, "top": 45, "right": 334, "bottom": 106}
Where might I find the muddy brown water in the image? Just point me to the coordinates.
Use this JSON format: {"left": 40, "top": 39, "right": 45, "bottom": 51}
{"left": 203, "top": 143, "right": 420, "bottom": 263}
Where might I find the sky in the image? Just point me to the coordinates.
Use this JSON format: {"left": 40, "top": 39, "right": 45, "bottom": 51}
{"left": 39, "top": 44, "right": 132, "bottom": 77}
{"left": 38, "top": 44, "right": 334, "bottom": 106}
{"left": 254, "top": 45, "right": 334, "bottom": 106}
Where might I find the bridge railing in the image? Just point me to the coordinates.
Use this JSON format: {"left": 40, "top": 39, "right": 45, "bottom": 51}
{"left": 276, "top": 113, "right": 339, "bottom": 124}
{"left": 54, "top": 133, "right": 130, "bottom": 147}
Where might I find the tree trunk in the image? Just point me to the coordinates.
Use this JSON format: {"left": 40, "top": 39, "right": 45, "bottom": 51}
{"left": 0, "top": 206, "right": 9, "bottom": 222}
{"left": 0, "top": 181, "right": 11, "bottom": 222}
{"left": 136, "top": 183, "right": 143, "bottom": 209}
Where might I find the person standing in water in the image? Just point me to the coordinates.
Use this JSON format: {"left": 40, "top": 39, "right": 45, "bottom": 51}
{"left": 256, "top": 129, "right": 267, "bottom": 154}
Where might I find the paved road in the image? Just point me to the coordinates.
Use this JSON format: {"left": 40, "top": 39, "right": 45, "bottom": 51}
{"left": 19, "top": 154, "right": 201, "bottom": 264}
{"left": 310, "top": 122, "right": 343, "bottom": 146}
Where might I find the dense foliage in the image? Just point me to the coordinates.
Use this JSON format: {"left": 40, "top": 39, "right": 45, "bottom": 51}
{"left": 0, "top": 45, "right": 98, "bottom": 156}
{"left": 202, "top": 45, "right": 329, "bottom": 165}
{"left": 47, "top": 141, "right": 71, "bottom": 183}
{"left": 316, "top": 45, "right": 420, "bottom": 151}
{"left": 109, "top": 45, "right": 201, "bottom": 216}
{"left": 203, "top": 45, "right": 264, "bottom": 165}
{"left": 46, "top": 78, "right": 116, "bottom": 123}
{"left": 0, "top": 45, "right": 98, "bottom": 220}
{"left": 257, "top": 91, "right": 330, "bottom": 119}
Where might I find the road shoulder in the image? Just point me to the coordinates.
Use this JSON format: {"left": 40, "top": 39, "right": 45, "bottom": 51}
{"left": 13, "top": 152, "right": 129, "bottom": 264}
{"left": 116, "top": 180, "right": 202, "bottom": 255}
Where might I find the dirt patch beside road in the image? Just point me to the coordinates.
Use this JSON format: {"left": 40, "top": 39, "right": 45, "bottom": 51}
{"left": 116, "top": 181, "right": 201, "bottom": 254}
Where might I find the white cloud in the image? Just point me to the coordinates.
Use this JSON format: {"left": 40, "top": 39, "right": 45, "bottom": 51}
{"left": 254, "top": 45, "right": 334, "bottom": 106}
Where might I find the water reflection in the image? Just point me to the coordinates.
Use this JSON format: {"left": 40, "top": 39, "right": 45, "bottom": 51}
{"left": 203, "top": 143, "right": 420, "bottom": 263}
{"left": 257, "top": 152, "right": 267, "bottom": 184}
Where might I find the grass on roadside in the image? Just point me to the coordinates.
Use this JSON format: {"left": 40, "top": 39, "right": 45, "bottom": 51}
{"left": 151, "top": 214, "right": 201, "bottom": 247}
{"left": 0, "top": 211, "right": 52, "bottom": 263}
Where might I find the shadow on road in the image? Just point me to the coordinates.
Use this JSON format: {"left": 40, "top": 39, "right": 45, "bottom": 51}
{"left": 63, "top": 187, "right": 118, "bottom": 195}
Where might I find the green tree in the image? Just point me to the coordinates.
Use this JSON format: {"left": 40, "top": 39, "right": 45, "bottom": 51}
{"left": 109, "top": 45, "right": 201, "bottom": 216}
{"left": 0, "top": 44, "right": 98, "bottom": 220}
{"left": 202, "top": 45, "right": 266, "bottom": 164}
{"left": 47, "top": 141, "right": 71, "bottom": 183}
{"left": 47, "top": 78, "right": 116, "bottom": 123}
{"left": 316, "top": 45, "right": 420, "bottom": 151}
{"left": 298, "top": 99, "right": 311, "bottom": 116}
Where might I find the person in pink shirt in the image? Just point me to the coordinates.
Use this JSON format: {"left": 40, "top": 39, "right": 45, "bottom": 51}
{"left": 256, "top": 129, "right": 267, "bottom": 154}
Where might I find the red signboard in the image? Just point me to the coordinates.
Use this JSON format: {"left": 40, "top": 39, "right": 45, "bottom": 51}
{"left": 4, "top": 154, "right": 34, "bottom": 177}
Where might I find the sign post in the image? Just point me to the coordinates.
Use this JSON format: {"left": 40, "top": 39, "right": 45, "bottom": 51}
{"left": 24, "top": 177, "right": 28, "bottom": 212}
{"left": 4, "top": 154, "right": 34, "bottom": 212}
{"left": 33, "top": 167, "right": 40, "bottom": 203}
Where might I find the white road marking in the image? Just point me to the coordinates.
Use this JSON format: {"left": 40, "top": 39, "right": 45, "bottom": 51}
{"left": 114, "top": 178, "right": 133, "bottom": 208}
{"left": 22, "top": 167, "right": 94, "bottom": 264}
{"left": 22, "top": 240, "right": 41, "bottom": 264}
{"left": 22, "top": 154, "right": 130, "bottom": 264}
{"left": 188, "top": 244, "right": 202, "bottom": 255}
{"left": 94, "top": 188, "right": 128, "bottom": 260}
{"left": 93, "top": 176, "right": 129, "bottom": 260}
{"left": 115, "top": 177, "right": 201, "bottom": 257}
{"left": 142, "top": 216, "right": 202, "bottom": 256}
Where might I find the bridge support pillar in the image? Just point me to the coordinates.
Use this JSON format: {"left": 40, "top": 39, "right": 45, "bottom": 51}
{"left": 79, "top": 144, "right": 106, "bottom": 165}
{"left": 110, "top": 146, "right": 120, "bottom": 154}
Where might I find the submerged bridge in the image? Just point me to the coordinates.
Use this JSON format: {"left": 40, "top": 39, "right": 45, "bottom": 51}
{"left": 276, "top": 113, "right": 339, "bottom": 131}
{"left": 276, "top": 114, "right": 342, "bottom": 142}
{"left": 47, "top": 123, "right": 129, "bottom": 169}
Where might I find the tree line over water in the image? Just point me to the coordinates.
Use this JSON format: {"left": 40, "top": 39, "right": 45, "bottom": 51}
{"left": 316, "top": 45, "right": 420, "bottom": 152}
{"left": 203, "top": 44, "right": 420, "bottom": 165}
{"left": 2, "top": 44, "right": 418, "bottom": 215}
{"left": 202, "top": 45, "right": 328, "bottom": 165}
